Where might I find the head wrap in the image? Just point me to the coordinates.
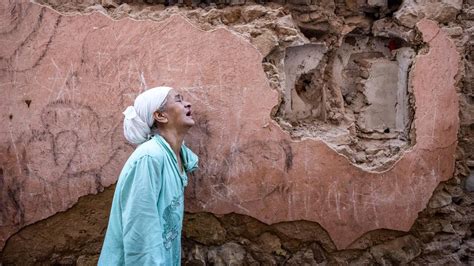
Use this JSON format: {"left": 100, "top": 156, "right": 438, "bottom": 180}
{"left": 123, "top": 86, "right": 173, "bottom": 144}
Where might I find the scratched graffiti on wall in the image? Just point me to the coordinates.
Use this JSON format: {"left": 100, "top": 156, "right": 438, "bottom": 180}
{"left": 0, "top": 0, "right": 459, "bottom": 250}
{"left": 0, "top": 99, "right": 131, "bottom": 242}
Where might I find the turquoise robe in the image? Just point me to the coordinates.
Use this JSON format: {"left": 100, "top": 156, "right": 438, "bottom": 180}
{"left": 98, "top": 135, "right": 198, "bottom": 265}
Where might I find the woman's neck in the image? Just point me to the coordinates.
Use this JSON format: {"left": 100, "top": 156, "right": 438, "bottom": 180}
{"left": 158, "top": 128, "right": 185, "bottom": 156}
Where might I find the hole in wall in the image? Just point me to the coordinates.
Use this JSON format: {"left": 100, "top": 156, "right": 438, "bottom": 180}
{"left": 359, "top": 0, "right": 403, "bottom": 18}
{"left": 387, "top": 0, "right": 402, "bottom": 10}
{"left": 294, "top": 70, "right": 326, "bottom": 121}
{"left": 299, "top": 25, "right": 330, "bottom": 40}
{"left": 363, "top": 10, "right": 380, "bottom": 20}
{"left": 270, "top": 35, "right": 416, "bottom": 171}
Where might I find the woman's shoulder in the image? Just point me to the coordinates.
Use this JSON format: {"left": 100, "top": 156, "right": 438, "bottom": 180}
{"left": 128, "top": 138, "right": 166, "bottom": 163}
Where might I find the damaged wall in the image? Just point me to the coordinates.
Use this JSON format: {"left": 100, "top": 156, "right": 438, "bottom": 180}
{"left": 0, "top": 0, "right": 473, "bottom": 264}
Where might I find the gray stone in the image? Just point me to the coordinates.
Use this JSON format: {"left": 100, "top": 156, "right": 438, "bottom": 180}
{"left": 184, "top": 245, "right": 207, "bottom": 265}
{"left": 242, "top": 5, "right": 268, "bottom": 22}
{"left": 395, "top": 47, "right": 415, "bottom": 130}
{"left": 286, "top": 248, "right": 318, "bottom": 265}
{"left": 442, "top": 26, "right": 464, "bottom": 37}
{"left": 369, "top": 235, "right": 422, "bottom": 264}
{"left": 84, "top": 4, "right": 108, "bottom": 14}
{"left": 428, "top": 191, "right": 452, "bottom": 208}
{"left": 344, "top": 16, "right": 372, "bottom": 34}
{"left": 100, "top": 0, "right": 119, "bottom": 8}
{"left": 367, "top": 0, "right": 387, "bottom": 8}
{"left": 424, "top": 234, "right": 462, "bottom": 254}
{"left": 229, "top": 0, "right": 246, "bottom": 6}
{"left": 394, "top": 0, "right": 463, "bottom": 28}
{"left": 251, "top": 30, "right": 279, "bottom": 58}
{"left": 287, "top": 0, "right": 312, "bottom": 5}
{"left": 465, "top": 171, "right": 474, "bottom": 192}
{"left": 111, "top": 3, "right": 132, "bottom": 17}
{"left": 357, "top": 58, "right": 400, "bottom": 133}
{"left": 330, "top": 250, "right": 373, "bottom": 265}
{"left": 309, "top": 243, "right": 327, "bottom": 263}
{"left": 441, "top": 222, "right": 456, "bottom": 234}
{"left": 372, "top": 18, "right": 416, "bottom": 42}
{"left": 256, "top": 232, "right": 286, "bottom": 255}
{"left": 208, "top": 242, "right": 246, "bottom": 265}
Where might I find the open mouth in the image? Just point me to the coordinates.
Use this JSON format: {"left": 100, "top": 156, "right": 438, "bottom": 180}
{"left": 186, "top": 110, "right": 192, "bottom": 117}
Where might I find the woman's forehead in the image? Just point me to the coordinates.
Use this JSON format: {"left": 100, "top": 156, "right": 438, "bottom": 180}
{"left": 167, "top": 89, "right": 180, "bottom": 97}
{"left": 169, "top": 89, "right": 185, "bottom": 99}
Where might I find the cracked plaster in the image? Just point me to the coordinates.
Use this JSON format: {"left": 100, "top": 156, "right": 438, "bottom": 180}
{"left": 0, "top": 1, "right": 460, "bottom": 250}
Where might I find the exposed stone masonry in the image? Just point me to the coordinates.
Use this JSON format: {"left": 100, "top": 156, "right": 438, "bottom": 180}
{"left": 1, "top": 178, "right": 473, "bottom": 264}
{"left": 271, "top": 35, "right": 415, "bottom": 170}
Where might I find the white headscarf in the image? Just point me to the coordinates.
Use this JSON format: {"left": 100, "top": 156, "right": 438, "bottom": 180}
{"left": 123, "top": 86, "right": 173, "bottom": 144}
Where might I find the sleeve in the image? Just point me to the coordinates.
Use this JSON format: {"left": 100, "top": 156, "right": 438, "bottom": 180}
{"left": 182, "top": 144, "right": 199, "bottom": 173}
{"left": 119, "top": 155, "right": 166, "bottom": 265}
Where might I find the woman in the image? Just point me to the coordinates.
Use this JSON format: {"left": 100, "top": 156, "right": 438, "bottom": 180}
{"left": 98, "top": 86, "right": 198, "bottom": 265}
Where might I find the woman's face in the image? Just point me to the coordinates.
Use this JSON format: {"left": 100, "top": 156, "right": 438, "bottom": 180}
{"left": 160, "top": 89, "right": 195, "bottom": 129}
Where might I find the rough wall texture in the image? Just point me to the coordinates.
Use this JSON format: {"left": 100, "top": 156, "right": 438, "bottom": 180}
{"left": 1, "top": 0, "right": 473, "bottom": 264}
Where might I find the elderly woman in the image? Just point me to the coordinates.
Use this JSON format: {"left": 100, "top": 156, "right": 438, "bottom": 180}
{"left": 98, "top": 87, "right": 198, "bottom": 265}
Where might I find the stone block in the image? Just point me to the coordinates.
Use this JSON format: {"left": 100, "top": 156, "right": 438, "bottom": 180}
{"left": 367, "top": 0, "right": 386, "bottom": 8}
{"left": 428, "top": 191, "right": 453, "bottom": 208}
{"left": 369, "top": 235, "right": 422, "bottom": 264}
{"left": 241, "top": 5, "right": 267, "bottom": 22}
{"left": 208, "top": 242, "right": 246, "bottom": 265}
{"left": 250, "top": 30, "right": 279, "bottom": 58}
{"left": 286, "top": 249, "right": 317, "bottom": 264}
{"left": 287, "top": 0, "right": 312, "bottom": 5}
{"left": 344, "top": 16, "right": 372, "bottom": 34}
{"left": 256, "top": 232, "right": 285, "bottom": 254}
{"left": 357, "top": 59, "right": 400, "bottom": 133}
{"left": 465, "top": 172, "right": 474, "bottom": 192}
{"left": 183, "top": 213, "right": 227, "bottom": 245}
{"left": 229, "top": 0, "right": 245, "bottom": 5}
{"left": 394, "top": 0, "right": 463, "bottom": 28}
{"left": 395, "top": 47, "right": 415, "bottom": 131}
{"left": 372, "top": 18, "right": 416, "bottom": 42}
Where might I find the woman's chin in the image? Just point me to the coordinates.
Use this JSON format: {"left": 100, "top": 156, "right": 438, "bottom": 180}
{"left": 184, "top": 117, "right": 195, "bottom": 127}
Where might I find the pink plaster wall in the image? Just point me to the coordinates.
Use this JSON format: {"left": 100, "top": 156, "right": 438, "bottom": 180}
{"left": 0, "top": 1, "right": 459, "bottom": 249}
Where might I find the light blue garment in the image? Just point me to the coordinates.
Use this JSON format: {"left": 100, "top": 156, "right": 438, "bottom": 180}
{"left": 98, "top": 135, "right": 198, "bottom": 266}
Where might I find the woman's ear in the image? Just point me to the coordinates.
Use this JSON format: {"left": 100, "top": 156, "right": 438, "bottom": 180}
{"left": 153, "top": 111, "right": 168, "bottom": 124}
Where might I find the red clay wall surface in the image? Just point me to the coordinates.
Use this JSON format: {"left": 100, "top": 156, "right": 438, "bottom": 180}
{"left": 0, "top": 0, "right": 461, "bottom": 252}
